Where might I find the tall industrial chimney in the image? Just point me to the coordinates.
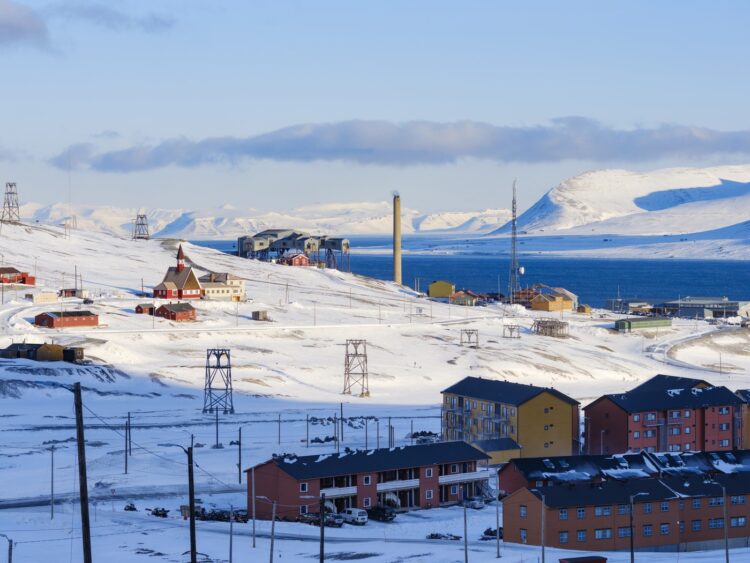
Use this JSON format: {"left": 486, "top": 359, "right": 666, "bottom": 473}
{"left": 392, "top": 193, "right": 402, "bottom": 285}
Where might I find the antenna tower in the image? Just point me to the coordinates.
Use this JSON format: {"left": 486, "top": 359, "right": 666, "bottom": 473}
{"left": 343, "top": 339, "right": 369, "bottom": 397}
{"left": 133, "top": 213, "right": 150, "bottom": 240}
{"left": 202, "top": 349, "right": 234, "bottom": 414}
{"left": 1, "top": 182, "right": 20, "bottom": 223}
{"left": 507, "top": 180, "right": 521, "bottom": 303}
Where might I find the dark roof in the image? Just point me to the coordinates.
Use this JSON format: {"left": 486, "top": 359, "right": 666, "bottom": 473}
{"left": 0, "top": 267, "right": 22, "bottom": 274}
{"left": 136, "top": 303, "right": 155, "bottom": 308}
{"left": 473, "top": 438, "right": 521, "bottom": 452}
{"left": 528, "top": 478, "right": 676, "bottom": 508}
{"left": 263, "top": 441, "right": 489, "bottom": 481}
{"left": 736, "top": 389, "right": 750, "bottom": 403}
{"left": 603, "top": 386, "right": 742, "bottom": 413}
{"left": 159, "top": 303, "right": 195, "bottom": 313}
{"left": 630, "top": 374, "right": 710, "bottom": 394}
{"left": 160, "top": 266, "right": 199, "bottom": 290}
{"left": 39, "top": 311, "right": 96, "bottom": 318}
{"left": 506, "top": 453, "right": 656, "bottom": 483}
{"left": 4, "top": 343, "right": 44, "bottom": 352}
{"left": 442, "top": 376, "right": 578, "bottom": 407}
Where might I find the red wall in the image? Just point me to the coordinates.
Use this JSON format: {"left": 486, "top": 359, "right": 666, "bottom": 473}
{"left": 584, "top": 398, "right": 629, "bottom": 454}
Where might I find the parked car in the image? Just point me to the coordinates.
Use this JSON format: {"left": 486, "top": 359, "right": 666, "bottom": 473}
{"left": 481, "top": 527, "right": 503, "bottom": 540}
{"left": 299, "top": 512, "right": 344, "bottom": 527}
{"left": 341, "top": 508, "right": 368, "bottom": 525}
{"left": 366, "top": 505, "right": 396, "bottom": 522}
{"left": 463, "top": 496, "right": 485, "bottom": 510}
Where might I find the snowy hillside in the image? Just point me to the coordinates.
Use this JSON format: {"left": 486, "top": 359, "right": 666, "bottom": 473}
{"left": 22, "top": 200, "right": 510, "bottom": 239}
{"left": 491, "top": 164, "right": 750, "bottom": 235}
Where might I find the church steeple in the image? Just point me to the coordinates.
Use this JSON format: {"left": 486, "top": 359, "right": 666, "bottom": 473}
{"left": 176, "top": 244, "right": 185, "bottom": 272}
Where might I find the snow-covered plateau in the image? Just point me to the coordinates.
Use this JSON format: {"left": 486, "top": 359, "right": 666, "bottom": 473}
{"left": 1, "top": 221, "right": 749, "bottom": 561}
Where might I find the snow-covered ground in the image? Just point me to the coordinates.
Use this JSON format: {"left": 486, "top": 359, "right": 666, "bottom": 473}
{"left": 1, "top": 221, "right": 748, "bottom": 561}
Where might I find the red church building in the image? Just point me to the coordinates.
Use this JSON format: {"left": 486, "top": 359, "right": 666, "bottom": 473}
{"left": 153, "top": 245, "right": 202, "bottom": 300}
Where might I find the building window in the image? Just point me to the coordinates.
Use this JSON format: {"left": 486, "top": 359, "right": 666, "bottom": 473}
{"left": 300, "top": 482, "right": 308, "bottom": 493}
{"left": 660, "top": 501, "right": 669, "bottom": 512}
{"left": 594, "top": 528, "right": 612, "bottom": 540}
{"left": 684, "top": 410, "right": 691, "bottom": 417}
{"left": 692, "top": 498, "right": 701, "bottom": 509}
{"left": 684, "top": 443, "right": 691, "bottom": 450}
{"left": 520, "top": 529, "right": 527, "bottom": 544}
{"left": 720, "top": 439, "right": 730, "bottom": 447}
{"left": 363, "top": 475, "right": 371, "bottom": 486}
{"left": 643, "top": 503, "right": 652, "bottom": 514}
{"left": 709, "top": 518, "right": 725, "bottom": 529}
{"left": 559, "top": 509, "right": 568, "bottom": 520}
{"left": 719, "top": 423, "right": 730, "bottom": 431}
{"left": 520, "top": 505, "right": 527, "bottom": 518}
{"left": 451, "top": 464, "right": 458, "bottom": 474}
{"left": 450, "top": 485, "right": 458, "bottom": 495}
{"left": 692, "top": 519, "right": 701, "bottom": 531}
{"left": 719, "top": 407, "right": 730, "bottom": 415}
{"left": 644, "top": 430, "right": 655, "bottom": 438}
{"left": 660, "top": 523, "right": 670, "bottom": 535}
{"left": 668, "top": 444, "right": 680, "bottom": 452}
{"left": 577, "top": 508, "right": 586, "bottom": 519}
{"left": 731, "top": 495, "right": 745, "bottom": 505}
{"left": 617, "top": 504, "right": 630, "bottom": 515}
{"left": 731, "top": 517, "right": 746, "bottom": 528}
{"left": 363, "top": 497, "right": 371, "bottom": 508}
{"left": 646, "top": 412, "right": 656, "bottom": 421}
{"left": 671, "top": 410, "right": 681, "bottom": 419}
{"left": 425, "top": 468, "right": 433, "bottom": 478}
{"left": 618, "top": 526, "right": 631, "bottom": 538}
{"left": 684, "top": 427, "right": 691, "bottom": 434}
{"left": 559, "top": 531, "right": 569, "bottom": 544}
{"left": 670, "top": 427, "right": 681, "bottom": 436}
{"left": 709, "top": 497, "right": 724, "bottom": 506}
{"left": 544, "top": 425, "right": 549, "bottom": 431}
{"left": 633, "top": 414, "right": 640, "bottom": 422}
{"left": 643, "top": 524, "right": 653, "bottom": 537}
{"left": 425, "top": 490, "right": 433, "bottom": 501}
{"left": 595, "top": 506, "right": 611, "bottom": 517}
{"left": 300, "top": 505, "right": 308, "bottom": 515}
{"left": 633, "top": 431, "right": 640, "bottom": 439}
{"left": 535, "top": 480, "right": 544, "bottom": 488}
{"left": 510, "top": 408, "right": 516, "bottom": 416}
{"left": 544, "top": 442, "right": 549, "bottom": 448}
{"left": 577, "top": 530, "right": 586, "bottom": 542}
{"left": 544, "top": 407, "right": 549, "bottom": 414}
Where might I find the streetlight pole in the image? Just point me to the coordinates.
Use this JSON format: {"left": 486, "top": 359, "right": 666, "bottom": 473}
{"left": 0, "top": 534, "right": 11, "bottom": 563}
{"left": 721, "top": 483, "right": 729, "bottom": 563}
{"left": 495, "top": 487, "right": 501, "bottom": 558}
{"left": 540, "top": 492, "right": 546, "bottom": 563}
{"left": 629, "top": 492, "right": 648, "bottom": 563}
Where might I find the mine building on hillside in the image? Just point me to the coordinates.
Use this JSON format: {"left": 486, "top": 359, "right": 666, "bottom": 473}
{"left": 0, "top": 342, "right": 84, "bottom": 363}
{"left": 34, "top": 311, "right": 98, "bottom": 329}
{"left": 584, "top": 374, "right": 744, "bottom": 455}
{"left": 198, "top": 272, "right": 245, "bottom": 301}
{"left": 441, "top": 376, "right": 580, "bottom": 462}
{"left": 155, "top": 302, "right": 196, "bottom": 322}
{"left": 153, "top": 245, "right": 202, "bottom": 300}
{"left": 246, "top": 442, "right": 490, "bottom": 520}
{"left": 237, "top": 229, "right": 350, "bottom": 270}
{"left": 659, "top": 296, "right": 750, "bottom": 319}
{"left": 0, "top": 267, "right": 35, "bottom": 285}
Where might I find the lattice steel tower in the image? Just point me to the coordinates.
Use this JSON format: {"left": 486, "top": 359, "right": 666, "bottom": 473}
{"left": 507, "top": 180, "right": 521, "bottom": 304}
{"left": 132, "top": 214, "right": 149, "bottom": 240}
{"left": 203, "top": 349, "right": 234, "bottom": 414}
{"left": 343, "top": 339, "right": 369, "bottom": 397}
{"left": 1, "top": 182, "right": 20, "bottom": 223}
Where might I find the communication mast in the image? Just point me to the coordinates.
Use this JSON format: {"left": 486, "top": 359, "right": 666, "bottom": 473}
{"left": 133, "top": 213, "right": 150, "bottom": 240}
{"left": 202, "top": 349, "right": 234, "bottom": 414}
{"left": 343, "top": 339, "right": 369, "bottom": 397}
{"left": 1, "top": 182, "right": 20, "bottom": 223}
{"left": 507, "top": 180, "right": 522, "bottom": 303}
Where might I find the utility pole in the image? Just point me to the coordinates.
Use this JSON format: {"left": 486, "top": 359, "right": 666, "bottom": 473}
{"left": 0, "top": 535, "right": 12, "bottom": 563}
{"left": 496, "top": 490, "right": 501, "bottom": 558}
{"left": 127, "top": 412, "right": 132, "bottom": 455}
{"left": 269, "top": 501, "right": 277, "bottom": 563}
{"left": 540, "top": 492, "right": 546, "bottom": 563}
{"left": 278, "top": 413, "right": 281, "bottom": 444}
{"left": 73, "top": 382, "right": 93, "bottom": 563}
{"left": 187, "top": 446, "right": 197, "bottom": 563}
{"left": 319, "top": 493, "right": 326, "bottom": 563}
{"left": 215, "top": 408, "right": 219, "bottom": 449}
{"left": 124, "top": 415, "right": 128, "bottom": 474}
{"left": 463, "top": 499, "right": 468, "bottom": 563}
{"left": 229, "top": 504, "right": 234, "bottom": 563}
{"left": 340, "top": 402, "right": 344, "bottom": 442}
{"left": 306, "top": 414, "right": 309, "bottom": 447}
{"left": 50, "top": 445, "right": 55, "bottom": 520}
{"left": 251, "top": 467, "right": 256, "bottom": 548}
{"left": 238, "top": 427, "right": 242, "bottom": 484}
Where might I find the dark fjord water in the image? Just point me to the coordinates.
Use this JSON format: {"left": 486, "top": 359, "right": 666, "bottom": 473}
{"left": 193, "top": 236, "right": 750, "bottom": 308}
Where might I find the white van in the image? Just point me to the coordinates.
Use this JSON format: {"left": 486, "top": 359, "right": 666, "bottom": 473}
{"left": 341, "top": 508, "right": 368, "bottom": 525}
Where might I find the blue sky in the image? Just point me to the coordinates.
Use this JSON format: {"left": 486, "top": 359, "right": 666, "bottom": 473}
{"left": 2, "top": 0, "right": 750, "bottom": 212}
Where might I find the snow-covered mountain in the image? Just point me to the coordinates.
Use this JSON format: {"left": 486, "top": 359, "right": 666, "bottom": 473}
{"left": 491, "top": 164, "right": 750, "bottom": 236}
{"left": 21, "top": 201, "right": 510, "bottom": 239}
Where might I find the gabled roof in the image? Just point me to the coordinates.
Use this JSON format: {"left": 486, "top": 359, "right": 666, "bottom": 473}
{"left": 154, "top": 281, "right": 177, "bottom": 291}
{"left": 136, "top": 303, "right": 155, "bottom": 308}
{"left": 158, "top": 303, "right": 195, "bottom": 313}
{"left": 442, "top": 376, "right": 579, "bottom": 407}
{"left": 261, "top": 441, "right": 489, "bottom": 481}
{"left": 198, "top": 272, "right": 243, "bottom": 283}
{"left": 630, "top": 374, "right": 710, "bottom": 394}
{"left": 161, "top": 266, "right": 200, "bottom": 290}
{"left": 505, "top": 452, "right": 656, "bottom": 483}
{"left": 527, "top": 478, "right": 677, "bottom": 508}
{"left": 735, "top": 389, "right": 750, "bottom": 403}
{"left": 0, "top": 267, "right": 22, "bottom": 275}
{"left": 39, "top": 310, "right": 96, "bottom": 318}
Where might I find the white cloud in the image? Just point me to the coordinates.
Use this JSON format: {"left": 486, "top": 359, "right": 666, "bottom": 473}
{"left": 0, "top": 0, "right": 49, "bottom": 49}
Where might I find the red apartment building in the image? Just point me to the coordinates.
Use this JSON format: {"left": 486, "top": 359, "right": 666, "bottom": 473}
{"left": 246, "top": 442, "right": 490, "bottom": 520}
{"left": 0, "top": 267, "right": 35, "bottom": 285}
{"left": 34, "top": 310, "right": 98, "bottom": 329}
{"left": 503, "top": 473, "right": 750, "bottom": 552}
{"left": 584, "top": 375, "right": 743, "bottom": 455}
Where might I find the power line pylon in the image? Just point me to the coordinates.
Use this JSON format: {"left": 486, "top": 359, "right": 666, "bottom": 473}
{"left": 202, "top": 349, "right": 234, "bottom": 414}
{"left": 133, "top": 214, "right": 150, "bottom": 240}
{"left": 507, "top": 180, "right": 521, "bottom": 304}
{"left": 343, "top": 339, "right": 369, "bottom": 397}
{"left": 1, "top": 182, "right": 20, "bottom": 223}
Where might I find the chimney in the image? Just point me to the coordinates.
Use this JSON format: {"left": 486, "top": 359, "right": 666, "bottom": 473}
{"left": 393, "top": 193, "right": 402, "bottom": 285}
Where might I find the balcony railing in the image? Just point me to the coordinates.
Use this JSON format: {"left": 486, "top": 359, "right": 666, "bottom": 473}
{"left": 376, "top": 478, "right": 420, "bottom": 492}
{"left": 438, "top": 469, "right": 491, "bottom": 485}
{"left": 319, "top": 485, "right": 357, "bottom": 498}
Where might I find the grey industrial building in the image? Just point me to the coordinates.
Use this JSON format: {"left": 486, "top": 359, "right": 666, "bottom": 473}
{"left": 237, "top": 229, "right": 350, "bottom": 270}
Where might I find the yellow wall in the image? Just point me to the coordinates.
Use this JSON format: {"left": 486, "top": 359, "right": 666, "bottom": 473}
{"left": 36, "top": 344, "right": 64, "bottom": 361}
{"left": 429, "top": 281, "right": 455, "bottom": 298}
{"left": 530, "top": 296, "right": 573, "bottom": 312}
{"left": 485, "top": 448, "right": 522, "bottom": 465}
{"left": 517, "top": 391, "right": 574, "bottom": 457}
